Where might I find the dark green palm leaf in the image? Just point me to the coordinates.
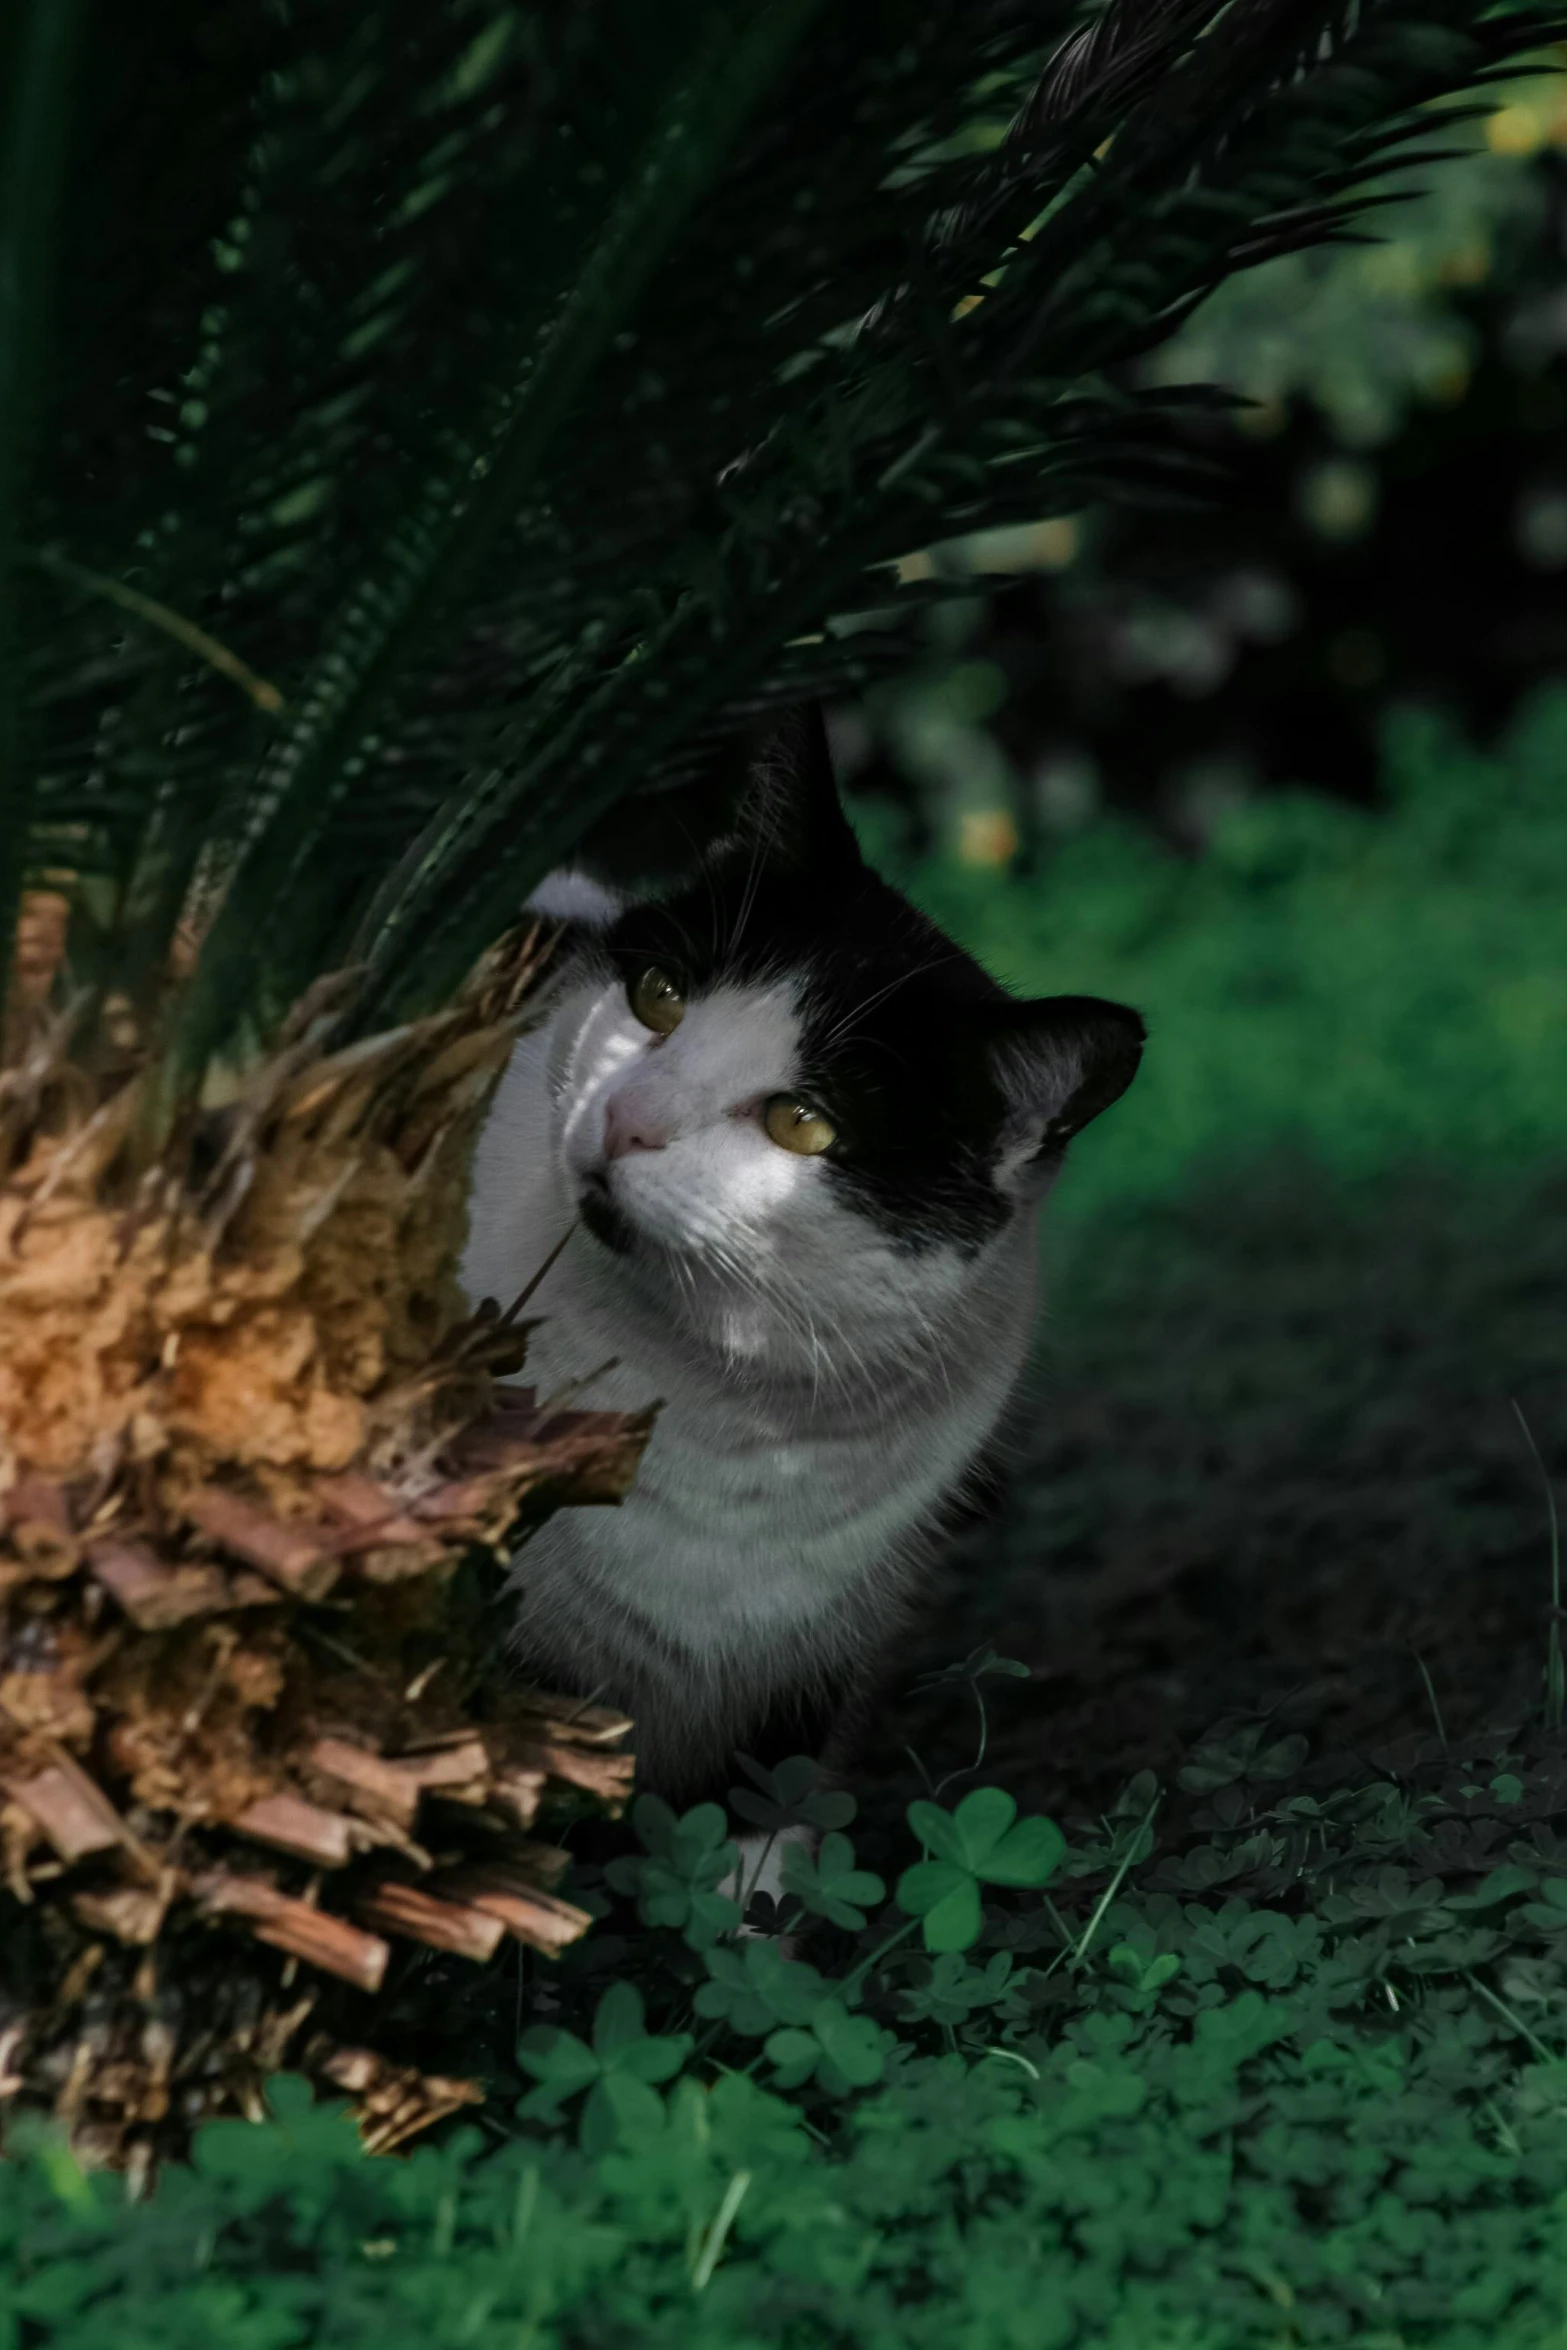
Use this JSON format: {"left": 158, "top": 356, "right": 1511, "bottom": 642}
{"left": 2, "top": 0, "right": 1561, "bottom": 1109}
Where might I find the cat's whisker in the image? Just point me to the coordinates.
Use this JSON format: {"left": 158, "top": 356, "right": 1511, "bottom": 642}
{"left": 724, "top": 812, "right": 770, "bottom": 963}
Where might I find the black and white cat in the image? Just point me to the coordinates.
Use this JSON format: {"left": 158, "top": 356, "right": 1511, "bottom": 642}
{"left": 462, "top": 711, "right": 1143, "bottom": 1811}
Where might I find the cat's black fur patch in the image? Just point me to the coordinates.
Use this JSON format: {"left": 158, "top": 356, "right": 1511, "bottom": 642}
{"left": 598, "top": 709, "right": 1144, "bottom": 1253}
{"left": 577, "top": 1167, "right": 636, "bottom": 1253}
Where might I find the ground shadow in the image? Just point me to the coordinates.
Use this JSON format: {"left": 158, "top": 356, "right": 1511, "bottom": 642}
{"left": 861, "top": 1153, "right": 1567, "bottom": 1833}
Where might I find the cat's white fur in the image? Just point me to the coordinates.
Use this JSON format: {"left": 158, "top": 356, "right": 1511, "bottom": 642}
{"left": 461, "top": 944, "right": 1049, "bottom": 1793}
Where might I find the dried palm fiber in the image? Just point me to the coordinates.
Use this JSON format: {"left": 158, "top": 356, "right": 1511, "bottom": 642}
{"left": 0, "top": 909, "right": 649, "bottom": 2170}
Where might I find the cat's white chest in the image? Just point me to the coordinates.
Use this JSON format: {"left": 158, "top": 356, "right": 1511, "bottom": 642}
{"left": 508, "top": 1303, "right": 975, "bottom": 1652}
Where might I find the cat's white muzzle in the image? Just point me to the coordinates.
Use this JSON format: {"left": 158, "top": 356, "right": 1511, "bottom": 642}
{"left": 556, "top": 978, "right": 810, "bottom": 1262}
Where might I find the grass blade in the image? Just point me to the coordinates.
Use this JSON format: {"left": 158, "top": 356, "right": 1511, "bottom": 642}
{"left": 1512, "top": 1399, "right": 1564, "bottom": 1731}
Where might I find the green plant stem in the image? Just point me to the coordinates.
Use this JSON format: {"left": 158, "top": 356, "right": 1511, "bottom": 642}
{"left": 1463, "top": 1971, "right": 1556, "bottom": 2066}
{"left": 689, "top": 2169, "right": 751, "bottom": 2291}
{"left": 1047, "top": 1798, "right": 1161, "bottom": 1978}
{"left": 931, "top": 1674, "right": 994, "bottom": 1799}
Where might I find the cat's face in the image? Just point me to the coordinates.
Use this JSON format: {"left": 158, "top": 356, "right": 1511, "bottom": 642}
{"left": 540, "top": 713, "right": 1143, "bottom": 1364}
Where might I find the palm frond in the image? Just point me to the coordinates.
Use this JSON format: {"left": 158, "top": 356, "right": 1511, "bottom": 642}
{"left": 170, "top": 0, "right": 819, "bottom": 1089}
{"left": 5, "top": 0, "right": 1562, "bottom": 1101}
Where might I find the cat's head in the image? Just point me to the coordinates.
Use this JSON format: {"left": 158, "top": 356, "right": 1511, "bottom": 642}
{"left": 540, "top": 711, "right": 1143, "bottom": 1359}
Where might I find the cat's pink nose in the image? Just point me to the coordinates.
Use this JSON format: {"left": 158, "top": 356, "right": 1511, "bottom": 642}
{"left": 602, "top": 1095, "right": 670, "bottom": 1159}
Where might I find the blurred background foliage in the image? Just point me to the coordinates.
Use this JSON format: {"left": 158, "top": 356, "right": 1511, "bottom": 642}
{"left": 858, "top": 688, "right": 1567, "bottom": 1231}
{"left": 831, "top": 62, "right": 1567, "bottom": 1235}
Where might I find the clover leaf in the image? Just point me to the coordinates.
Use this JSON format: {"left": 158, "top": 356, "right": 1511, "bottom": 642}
{"left": 779, "top": 1831, "right": 886, "bottom": 1929}
{"left": 595, "top": 2071, "right": 811, "bottom": 2203}
{"left": 693, "top": 1941, "right": 827, "bottom": 2037}
{"left": 518, "top": 1981, "right": 692, "bottom": 2155}
{"left": 1178, "top": 1723, "right": 1309, "bottom": 1797}
{"left": 1445, "top": 1865, "right": 1537, "bottom": 1911}
{"left": 1106, "top": 1944, "right": 1183, "bottom": 2000}
{"left": 764, "top": 1999, "right": 893, "bottom": 2095}
{"left": 898, "top": 1950, "right": 1021, "bottom": 2029}
{"left": 728, "top": 1753, "right": 856, "bottom": 1835}
{"left": 896, "top": 1788, "right": 1067, "bottom": 1952}
{"left": 895, "top": 1860, "right": 984, "bottom": 1953}
{"left": 911, "top": 1644, "right": 1031, "bottom": 1693}
{"left": 604, "top": 1794, "right": 741, "bottom": 1947}
{"left": 1519, "top": 1879, "right": 1567, "bottom": 1931}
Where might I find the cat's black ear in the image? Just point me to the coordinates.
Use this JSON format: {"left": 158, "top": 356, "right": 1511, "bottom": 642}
{"left": 540, "top": 707, "right": 856, "bottom": 905}
{"left": 722, "top": 705, "right": 863, "bottom": 876}
{"left": 987, "top": 994, "right": 1145, "bottom": 1186}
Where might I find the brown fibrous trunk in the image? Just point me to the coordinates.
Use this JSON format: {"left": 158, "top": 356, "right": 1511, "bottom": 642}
{"left": 0, "top": 918, "right": 649, "bottom": 2168}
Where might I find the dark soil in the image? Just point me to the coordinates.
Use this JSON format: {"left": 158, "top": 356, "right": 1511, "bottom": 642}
{"left": 858, "top": 1153, "right": 1567, "bottom": 1840}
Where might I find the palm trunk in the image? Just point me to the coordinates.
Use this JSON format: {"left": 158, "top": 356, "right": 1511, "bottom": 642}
{"left": 0, "top": 912, "right": 646, "bottom": 2167}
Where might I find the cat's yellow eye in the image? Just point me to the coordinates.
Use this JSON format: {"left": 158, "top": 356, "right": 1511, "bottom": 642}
{"left": 629, "top": 965, "right": 685, "bottom": 1036}
{"left": 764, "top": 1095, "right": 836, "bottom": 1156}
